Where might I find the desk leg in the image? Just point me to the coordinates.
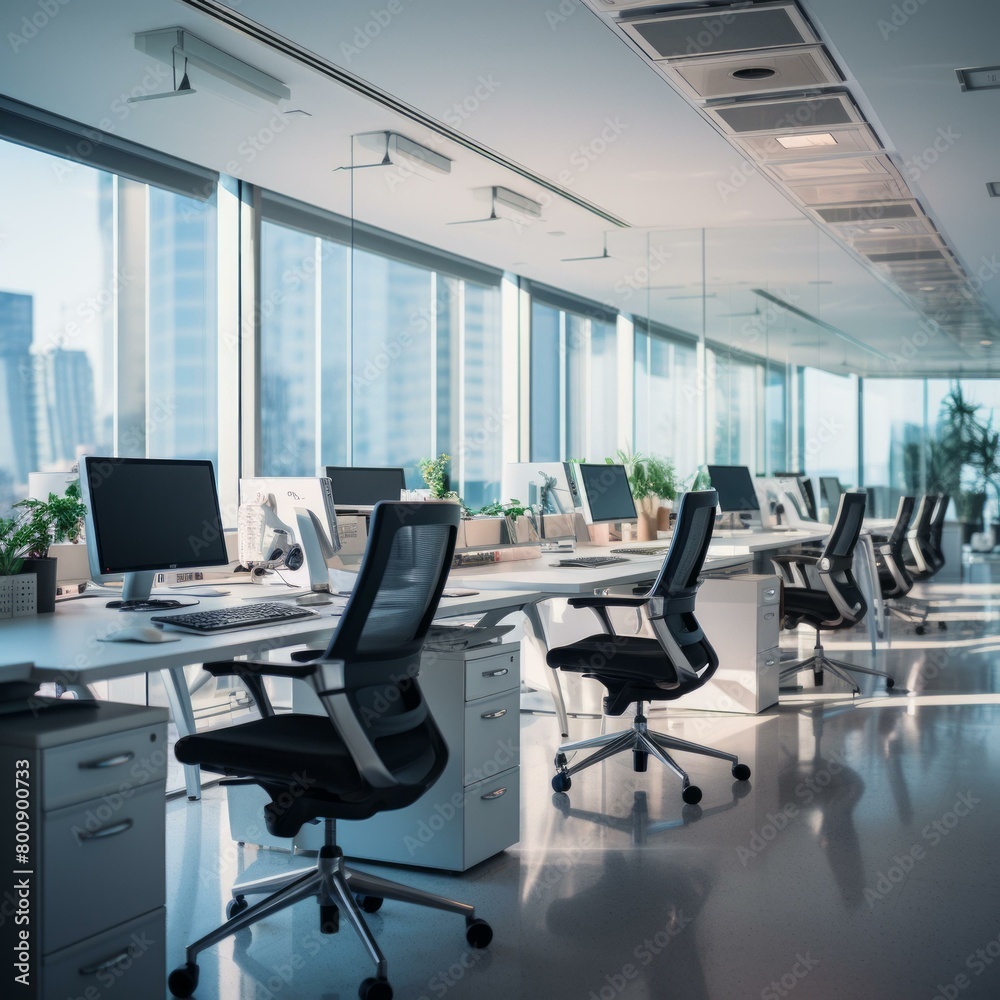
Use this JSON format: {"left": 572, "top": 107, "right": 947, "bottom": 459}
{"left": 161, "top": 666, "right": 202, "bottom": 800}
{"left": 522, "top": 602, "right": 570, "bottom": 739}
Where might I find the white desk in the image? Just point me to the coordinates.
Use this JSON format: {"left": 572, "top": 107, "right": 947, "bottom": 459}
{"left": 0, "top": 587, "right": 543, "bottom": 797}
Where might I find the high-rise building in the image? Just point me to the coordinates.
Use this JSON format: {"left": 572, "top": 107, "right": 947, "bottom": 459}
{"left": 36, "top": 347, "right": 96, "bottom": 467}
{"left": 0, "top": 290, "right": 38, "bottom": 490}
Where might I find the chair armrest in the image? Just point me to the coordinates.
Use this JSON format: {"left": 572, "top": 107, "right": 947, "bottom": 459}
{"left": 201, "top": 659, "right": 320, "bottom": 680}
{"left": 770, "top": 554, "right": 820, "bottom": 567}
{"left": 567, "top": 596, "right": 648, "bottom": 609}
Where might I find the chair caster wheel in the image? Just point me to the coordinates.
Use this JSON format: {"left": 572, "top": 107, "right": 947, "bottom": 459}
{"left": 554, "top": 752, "right": 567, "bottom": 768}
{"left": 682, "top": 784, "right": 702, "bottom": 805}
{"left": 938, "top": 622, "right": 947, "bottom": 630}
{"left": 226, "top": 896, "right": 248, "bottom": 920}
{"left": 915, "top": 626, "right": 926, "bottom": 635}
{"left": 466, "top": 917, "right": 493, "bottom": 949}
{"left": 633, "top": 749, "right": 648, "bottom": 773}
{"left": 356, "top": 894, "right": 383, "bottom": 913}
{"left": 359, "top": 977, "right": 393, "bottom": 1000}
{"left": 552, "top": 772, "right": 571, "bottom": 793}
{"left": 320, "top": 904, "right": 339, "bottom": 934}
{"left": 168, "top": 962, "right": 199, "bottom": 998}
{"left": 732, "top": 763, "right": 751, "bottom": 781}
{"left": 886, "top": 677, "right": 895, "bottom": 689}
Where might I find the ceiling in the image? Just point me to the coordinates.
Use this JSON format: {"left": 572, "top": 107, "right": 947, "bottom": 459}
{"left": 1, "top": 0, "right": 997, "bottom": 376}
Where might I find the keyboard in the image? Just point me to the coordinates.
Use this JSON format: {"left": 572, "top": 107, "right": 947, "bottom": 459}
{"left": 556, "top": 556, "right": 631, "bottom": 568}
{"left": 151, "top": 602, "right": 320, "bottom": 634}
{"left": 611, "top": 546, "right": 669, "bottom": 556}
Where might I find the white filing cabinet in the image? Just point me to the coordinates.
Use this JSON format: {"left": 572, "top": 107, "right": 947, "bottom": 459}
{"left": 684, "top": 575, "right": 781, "bottom": 713}
{"left": 227, "top": 641, "right": 521, "bottom": 871}
{"left": 0, "top": 701, "right": 169, "bottom": 1000}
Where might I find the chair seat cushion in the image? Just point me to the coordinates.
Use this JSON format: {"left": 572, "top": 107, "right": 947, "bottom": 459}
{"left": 546, "top": 634, "right": 681, "bottom": 689}
{"left": 175, "top": 713, "right": 430, "bottom": 798}
{"left": 781, "top": 587, "right": 838, "bottom": 626}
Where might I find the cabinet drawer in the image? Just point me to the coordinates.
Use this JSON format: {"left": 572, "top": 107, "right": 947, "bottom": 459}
{"left": 43, "top": 723, "right": 167, "bottom": 811}
{"left": 463, "top": 689, "right": 520, "bottom": 786}
{"left": 43, "top": 782, "right": 165, "bottom": 953}
{"left": 42, "top": 908, "right": 165, "bottom": 1000}
{"left": 758, "top": 605, "right": 780, "bottom": 646}
{"left": 461, "top": 770, "right": 520, "bottom": 869}
{"left": 465, "top": 647, "right": 518, "bottom": 701}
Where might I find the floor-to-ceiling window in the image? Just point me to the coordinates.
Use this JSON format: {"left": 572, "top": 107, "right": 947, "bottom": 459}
{"left": 801, "top": 367, "right": 859, "bottom": 488}
{"left": 529, "top": 288, "right": 618, "bottom": 463}
{"left": 633, "top": 322, "right": 699, "bottom": 482}
{"left": 0, "top": 133, "right": 219, "bottom": 517}
{"left": 258, "top": 195, "right": 503, "bottom": 508}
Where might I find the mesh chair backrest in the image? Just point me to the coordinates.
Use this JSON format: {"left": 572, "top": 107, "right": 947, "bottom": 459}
{"left": 889, "top": 495, "right": 915, "bottom": 548}
{"left": 649, "top": 490, "right": 717, "bottom": 602}
{"left": 823, "top": 491, "right": 867, "bottom": 567}
{"left": 930, "top": 493, "right": 949, "bottom": 531}
{"left": 911, "top": 495, "right": 935, "bottom": 538}
{"left": 323, "top": 502, "right": 459, "bottom": 661}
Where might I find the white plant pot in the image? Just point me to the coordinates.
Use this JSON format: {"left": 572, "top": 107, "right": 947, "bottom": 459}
{"left": 0, "top": 573, "right": 37, "bottom": 618}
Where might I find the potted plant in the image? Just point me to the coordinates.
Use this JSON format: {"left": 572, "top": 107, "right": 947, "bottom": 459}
{"left": 474, "top": 499, "right": 537, "bottom": 545}
{"left": 0, "top": 516, "right": 37, "bottom": 617}
{"left": 608, "top": 446, "right": 674, "bottom": 541}
{"left": 12, "top": 480, "right": 87, "bottom": 613}
{"left": 929, "top": 385, "right": 988, "bottom": 543}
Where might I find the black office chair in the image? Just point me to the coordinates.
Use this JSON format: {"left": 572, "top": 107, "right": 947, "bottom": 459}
{"left": 547, "top": 489, "right": 751, "bottom": 806}
{"left": 800, "top": 477, "right": 819, "bottom": 523}
{"left": 904, "top": 494, "right": 947, "bottom": 580}
{"left": 167, "top": 502, "right": 491, "bottom": 1000}
{"left": 771, "top": 491, "right": 895, "bottom": 694}
{"left": 870, "top": 496, "right": 930, "bottom": 629}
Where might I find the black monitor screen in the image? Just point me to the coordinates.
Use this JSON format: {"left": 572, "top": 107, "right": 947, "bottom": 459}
{"left": 326, "top": 466, "right": 405, "bottom": 507}
{"left": 820, "top": 477, "right": 843, "bottom": 509}
{"left": 707, "top": 465, "right": 761, "bottom": 513}
{"left": 577, "top": 464, "right": 637, "bottom": 524}
{"left": 83, "top": 457, "right": 228, "bottom": 574}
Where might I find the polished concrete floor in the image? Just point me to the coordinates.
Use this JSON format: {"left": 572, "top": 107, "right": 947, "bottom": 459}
{"left": 166, "top": 584, "right": 1000, "bottom": 999}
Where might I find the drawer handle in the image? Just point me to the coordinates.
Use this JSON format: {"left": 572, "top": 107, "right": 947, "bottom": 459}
{"left": 765, "top": 659, "right": 776, "bottom": 666}
{"left": 79, "top": 819, "right": 133, "bottom": 842}
{"left": 80, "top": 752, "right": 134, "bottom": 770}
{"left": 79, "top": 950, "right": 134, "bottom": 976}
{"left": 764, "top": 612, "right": 775, "bottom": 620}
{"left": 481, "top": 786, "right": 507, "bottom": 801}
{"left": 482, "top": 668, "right": 509, "bottom": 678}
{"left": 765, "top": 589, "right": 776, "bottom": 598}
{"left": 481, "top": 708, "right": 507, "bottom": 720}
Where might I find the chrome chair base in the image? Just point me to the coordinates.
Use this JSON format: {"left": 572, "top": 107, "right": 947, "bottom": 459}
{"left": 779, "top": 643, "right": 895, "bottom": 694}
{"left": 552, "top": 708, "right": 750, "bottom": 805}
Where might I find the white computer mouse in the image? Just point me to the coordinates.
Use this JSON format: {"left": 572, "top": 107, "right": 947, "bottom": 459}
{"left": 100, "top": 626, "right": 181, "bottom": 644}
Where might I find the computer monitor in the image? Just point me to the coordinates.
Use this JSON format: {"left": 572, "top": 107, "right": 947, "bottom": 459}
{"left": 80, "top": 456, "right": 229, "bottom": 610}
{"left": 569, "top": 463, "right": 637, "bottom": 525}
{"left": 502, "top": 462, "right": 575, "bottom": 514}
{"left": 820, "top": 477, "right": 843, "bottom": 517}
{"left": 707, "top": 465, "right": 761, "bottom": 513}
{"left": 325, "top": 466, "right": 405, "bottom": 509}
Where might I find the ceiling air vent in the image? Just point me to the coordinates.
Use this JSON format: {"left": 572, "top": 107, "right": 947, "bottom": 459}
{"left": 619, "top": 2, "right": 816, "bottom": 61}
{"left": 767, "top": 154, "right": 894, "bottom": 183}
{"left": 865, "top": 249, "right": 948, "bottom": 264}
{"left": 789, "top": 174, "right": 908, "bottom": 206}
{"left": 665, "top": 45, "right": 841, "bottom": 101}
{"left": 710, "top": 92, "right": 862, "bottom": 135}
{"left": 738, "top": 122, "right": 882, "bottom": 160}
{"left": 814, "top": 201, "right": 921, "bottom": 225}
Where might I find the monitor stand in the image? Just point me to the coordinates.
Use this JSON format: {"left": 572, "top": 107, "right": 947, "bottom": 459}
{"left": 105, "top": 571, "right": 196, "bottom": 612}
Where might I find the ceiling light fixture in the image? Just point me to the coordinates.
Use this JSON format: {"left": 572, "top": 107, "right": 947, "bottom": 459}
{"left": 562, "top": 232, "right": 614, "bottom": 263}
{"left": 134, "top": 27, "right": 290, "bottom": 105}
{"left": 981, "top": 340, "right": 994, "bottom": 347}
{"left": 776, "top": 132, "right": 838, "bottom": 149}
{"left": 127, "top": 50, "right": 197, "bottom": 103}
{"left": 341, "top": 131, "right": 452, "bottom": 176}
{"left": 447, "top": 186, "right": 542, "bottom": 225}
